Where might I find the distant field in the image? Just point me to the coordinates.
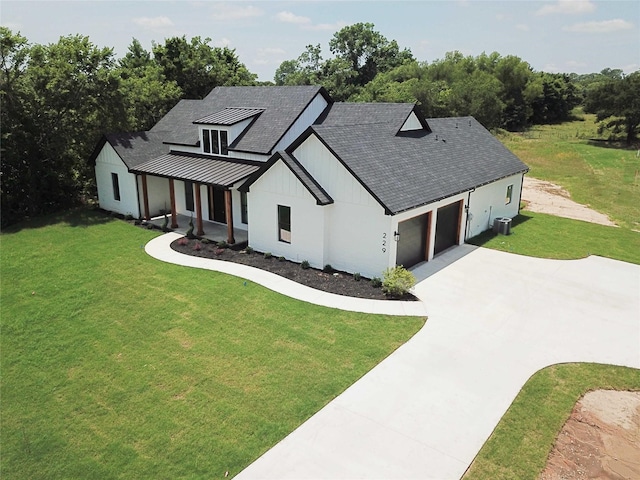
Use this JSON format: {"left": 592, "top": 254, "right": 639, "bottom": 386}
{"left": 497, "top": 112, "right": 640, "bottom": 231}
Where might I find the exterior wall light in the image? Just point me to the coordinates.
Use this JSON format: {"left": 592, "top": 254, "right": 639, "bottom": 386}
{"left": 394, "top": 231, "right": 400, "bottom": 242}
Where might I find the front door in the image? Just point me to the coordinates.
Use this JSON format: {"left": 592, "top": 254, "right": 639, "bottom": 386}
{"left": 208, "top": 186, "right": 226, "bottom": 224}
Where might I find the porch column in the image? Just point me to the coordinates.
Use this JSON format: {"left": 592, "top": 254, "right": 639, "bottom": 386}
{"left": 168, "top": 178, "right": 178, "bottom": 228}
{"left": 224, "top": 189, "right": 235, "bottom": 244}
{"left": 194, "top": 182, "right": 204, "bottom": 236}
{"left": 141, "top": 174, "right": 150, "bottom": 221}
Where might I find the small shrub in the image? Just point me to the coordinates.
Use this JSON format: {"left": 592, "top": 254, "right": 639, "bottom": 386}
{"left": 217, "top": 240, "right": 229, "bottom": 249}
{"left": 245, "top": 246, "right": 254, "bottom": 254}
{"left": 264, "top": 252, "right": 272, "bottom": 259}
{"left": 147, "top": 224, "right": 154, "bottom": 230}
{"left": 124, "top": 213, "right": 134, "bottom": 221}
{"left": 177, "top": 237, "right": 189, "bottom": 246}
{"left": 214, "top": 248, "right": 225, "bottom": 256}
{"left": 353, "top": 272, "right": 361, "bottom": 282}
{"left": 301, "top": 260, "right": 310, "bottom": 270}
{"left": 278, "top": 256, "right": 285, "bottom": 262}
{"left": 162, "top": 212, "right": 169, "bottom": 231}
{"left": 382, "top": 266, "right": 416, "bottom": 297}
{"left": 134, "top": 219, "right": 141, "bottom": 226}
{"left": 200, "top": 238, "right": 210, "bottom": 245}
{"left": 323, "top": 264, "right": 333, "bottom": 273}
{"left": 193, "top": 241, "right": 202, "bottom": 251}
{"left": 371, "top": 276, "right": 382, "bottom": 288}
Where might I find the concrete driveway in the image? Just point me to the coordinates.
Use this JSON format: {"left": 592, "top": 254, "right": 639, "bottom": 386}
{"left": 236, "top": 246, "right": 640, "bottom": 479}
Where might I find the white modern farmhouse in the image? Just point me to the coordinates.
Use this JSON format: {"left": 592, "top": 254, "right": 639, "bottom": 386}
{"left": 91, "top": 86, "right": 528, "bottom": 278}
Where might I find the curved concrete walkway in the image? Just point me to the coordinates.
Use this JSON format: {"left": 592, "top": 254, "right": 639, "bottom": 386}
{"left": 235, "top": 246, "right": 640, "bottom": 479}
{"left": 145, "top": 233, "right": 427, "bottom": 317}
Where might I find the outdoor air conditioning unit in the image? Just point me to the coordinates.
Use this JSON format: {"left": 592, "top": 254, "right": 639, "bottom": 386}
{"left": 492, "top": 217, "right": 512, "bottom": 235}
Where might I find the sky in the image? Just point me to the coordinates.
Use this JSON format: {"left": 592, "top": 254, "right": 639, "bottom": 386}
{"left": 2, "top": 0, "right": 639, "bottom": 82}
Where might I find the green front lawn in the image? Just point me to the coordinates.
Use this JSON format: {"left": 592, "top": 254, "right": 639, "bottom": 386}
{"left": 0, "top": 209, "right": 424, "bottom": 479}
{"left": 464, "top": 363, "right": 640, "bottom": 480}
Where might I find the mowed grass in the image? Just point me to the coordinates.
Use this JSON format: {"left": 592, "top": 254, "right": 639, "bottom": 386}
{"left": 0, "top": 209, "right": 424, "bottom": 479}
{"left": 463, "top": 363, "right": 640, "bottom": 480}
{"left": 469, "top": 210, "right": 640, "bottom": 264}
{"left": 498, "top": 112, "right": 640, "bottom": 230}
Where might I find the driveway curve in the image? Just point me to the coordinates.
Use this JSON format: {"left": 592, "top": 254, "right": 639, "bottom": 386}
{"left": 236, "top": 245, "right": 640, "bottom": 479}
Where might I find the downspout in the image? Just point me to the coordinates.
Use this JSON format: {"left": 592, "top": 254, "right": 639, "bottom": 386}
{"left": 517, "top": 172, "right": 526, "bottom": 214}
{"left": 464, "top": 188, "right": 475, "bottom": 241}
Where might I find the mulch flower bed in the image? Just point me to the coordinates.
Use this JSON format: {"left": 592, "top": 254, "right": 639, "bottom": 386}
{"left": 169, "top": 237, "right": 417, "bottom": 301}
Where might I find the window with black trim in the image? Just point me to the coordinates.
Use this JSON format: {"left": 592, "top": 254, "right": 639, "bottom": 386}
{"left": 202, "top": 129, "right": 228, "bottom": 156}
{"left": 241, "top": 191, "right": 248, "bottom": 224}
{"left": 505, "top": 184, "right": 513, "bottom": 205}
{"left": 111, "top": 173, "right": 120, "bottom": 201}
{"left": 278, "top": 205, "right": 291, "bottom": 243}
{"left": 185, "top": 180, "right": 194, "bottom": 211}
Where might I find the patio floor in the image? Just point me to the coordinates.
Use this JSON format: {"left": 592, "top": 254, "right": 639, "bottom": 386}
{"left": 148, "top": 213, "right": 248, "bottom": 245}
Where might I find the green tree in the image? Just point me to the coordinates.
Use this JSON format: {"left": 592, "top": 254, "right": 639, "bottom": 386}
{"left": 1, "top": 30, "right": 124, "bottom": 226}
{"left": 118, "top": 39, "right": 181, "bottom": 131}
{"left": 585, "top": 71, "right": 640, "bottom": 144}
{"left": 152, "top": 36, "right": 256, "bottom": 99}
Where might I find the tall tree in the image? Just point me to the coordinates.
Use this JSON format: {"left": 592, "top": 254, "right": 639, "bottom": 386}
{"left": 118, "top": 38, "right": 181, "bottom": 131}
{"left": 585, "top": 71, "right": 640, "bottom": 144}
{"left": 1, "top": 30, "right": 124, "bottom": 226}
{"left": 152, "top": 36, "right": 256, "bottom": 99}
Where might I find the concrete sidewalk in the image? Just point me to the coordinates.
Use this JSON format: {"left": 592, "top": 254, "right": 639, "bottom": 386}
{"left": 235, "top": 246, "right": 640, "bottom": 479}
{"left": 144, "top": 233, "right": 427, "bottom": 317}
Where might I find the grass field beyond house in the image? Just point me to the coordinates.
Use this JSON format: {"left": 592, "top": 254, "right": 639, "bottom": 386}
{"left": 0, "top": 209, "right": 424, "bottom": 479}
{"left": 497, "top": 112, "right": 640, "bottom": 231}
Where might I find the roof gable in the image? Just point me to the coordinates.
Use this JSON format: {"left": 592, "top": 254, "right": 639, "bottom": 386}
{"left": 240, "top": 151, "right": 333, "bottom": 206}
{"left": 89, "top": 131, "right": 169, "bottom": 169}
{"left": 150, "top": 86, "right": 330, "bottom": 154}
{"left": 309, "top": 115, "right": 528, "bottom": 214}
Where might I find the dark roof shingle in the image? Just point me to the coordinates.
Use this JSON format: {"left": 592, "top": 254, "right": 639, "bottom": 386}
{"left": 310, "top": 115, "right": 528, "bottom": 214}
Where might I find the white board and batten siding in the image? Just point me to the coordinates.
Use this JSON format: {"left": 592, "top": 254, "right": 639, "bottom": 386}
{"left": 136, "top": 175, "right": 171, "bottom": 218}
{"left": 292, "top": 134, "right": 393, "bottom": 278}
{"left": 466, "top": 173, "right": 523, "bottom": 239}
{"left": 247, "top": 160, "right": 326, "bottom": 268}
{"left": 94, "top": 143, "right": 140, "bottom": 218}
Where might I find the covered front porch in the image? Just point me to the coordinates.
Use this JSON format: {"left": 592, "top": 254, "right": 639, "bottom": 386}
{"left": 148, "top": 213, "right": 248, "bottom": 244}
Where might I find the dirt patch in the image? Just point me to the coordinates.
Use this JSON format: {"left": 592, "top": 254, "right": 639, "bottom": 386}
{"left": 522, "top": 177, "right": 617, "bottom": 226}
{"left": 169, "top": 237, "right": 417, "bottom": 302}
{"left": 539, "top": 390, "right": 640, "bottom": 479}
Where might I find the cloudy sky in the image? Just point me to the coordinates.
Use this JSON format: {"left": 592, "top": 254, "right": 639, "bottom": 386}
{"left": 3, "top": 0, "right": 638, "bottom": 81}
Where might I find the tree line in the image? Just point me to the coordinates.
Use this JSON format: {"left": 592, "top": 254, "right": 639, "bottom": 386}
{"left": 1, "top": 24, "right": 637, "bottom": 228}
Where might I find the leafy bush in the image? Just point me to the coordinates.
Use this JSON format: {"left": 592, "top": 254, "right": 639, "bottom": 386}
{"left": 278, "top": 256, "right": 285, "bottom": 262}
{"left": 245, "top": 246, "right": 254, "bottom": 254}
{"left": 371, "top": 276, "right": 382, "bottom": 288}
{"left": 382, "top": 266, "right": 416, "bottom": 297}
{"left": 217, "top": 240, "right": 229, "bottom": 249}
{"left": 193, "top": 241, "right": 202, "bottom": 251}
{"left": 177, "top": 237, "right": 189, "bottom": 246}
{"left": 124, "top": 213, "right": 134, "bottom": 221}
{"left": 301, "top": 260, "right": 310, "bottom": 270}
{"left": 214, "top": 248, "right": 225, "bottom": 256}
{"left": 200, "top": 238, "right": 210, "bottom": 244}
{"left": 353, "top": 272, "right": 361, "bottom": 282}
{"left": 323, "top": 264, "right": 333, "bottom": 273}
{"left": 264, "top": 252, "right": 272, "bottom": 259}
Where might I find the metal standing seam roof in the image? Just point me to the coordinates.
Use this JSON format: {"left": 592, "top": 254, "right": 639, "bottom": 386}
{"left": 131, "top": 153, "right": 260, "bottom": 187}
{"left": 193, "top": 108, "right": 264, "bottom": 125}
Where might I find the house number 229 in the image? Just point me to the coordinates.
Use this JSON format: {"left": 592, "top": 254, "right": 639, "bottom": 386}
{"left": 382, "top": 232, "right": 387, "bottom": 253}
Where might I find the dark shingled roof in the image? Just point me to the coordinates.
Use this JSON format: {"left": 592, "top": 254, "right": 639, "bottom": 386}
{"left": 240, "top": 151, "right": 333, "bottom": 206}
{"left": 88, "top": 132, "right": 170, "bottom": 169}
{"left": 308, "top": 116, "right": 528, "bottom": 215}
{"left": 131, "top": 153, "right": 260, "bottom": 187}
{"left": 316, "top": 102, "right": 419, "bottom": 133}
{"left": 194, "top": 108, "right": 264, "bottom": 125}
{"left": 150, "top": 86, "right": 329, "bottom": 153}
